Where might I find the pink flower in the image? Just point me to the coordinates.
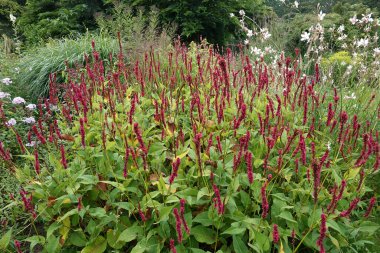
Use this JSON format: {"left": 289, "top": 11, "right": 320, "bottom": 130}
{"left": 340, "top": 198, "right": 360, "bottom": 217}
{"left": 245, "top": 152, "right": 253, "bottom": 183}
{"left": 364, "top": 197, "right": 376, "bottom": 218}
{"left": 170, "top": 239, "right": 177, "bottom": 253}
{"left": 273, "top": 224, "right": 279, "bottom": 244}
{"left": 173, "top": 208, "right": 183, "bottom": 243}
{"left": 169, "top": 158, "right": 181, "bottom": 184}
{"left": 317, "top": 213, "right": 327, "bottom": 253}
{"left": 213, "top": 184, "right": 224, "bottom": 215}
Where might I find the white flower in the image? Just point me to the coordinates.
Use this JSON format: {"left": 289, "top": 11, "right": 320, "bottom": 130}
{"left": 6, "top": 118, "right": 16, "bottom": 127}
{"left": 337, "top": 34, "right": 347, "bottom": 41}
{"left": 373, "top": 48, "right": 380, "bottom": 56}
{"left": 12, "top": 97, "right": 26, "bottom": 104}
{"left": 9, "top": 14, "right": 16, "bottom": 23}
{"left": 1, "top": 78, "right": 12, "bottom": 85}
{"left": 349, "top": 15, "right": 358, "bottom": 25}
{"left": 26, "top": 104, "right": 37, "bottom": 110}
{"left": 261, "top": 28, "right": 271, "bottom": 40}
{"left": 26, "top": 141, "right": 37, "bottom": 147}
{"left": 327, "top": 142, "right": 331, "bottom": 151}
{"left": 344, "top": 92, "right": 357, "bottom": 100}
{"left": 14, "top": 67, "right": 20, "bottom": 74}
{"left": 230, "top": 13, "right": 234, "bottom": 18}
{"left": 239, "top": 10, "right": 245, "bottom": 16}
{"left": 356, "top": 38, "right": 369, "bottom": 48}
{"left": 337, "top": 25, "right": 345, "bottom": 33}
{"left": 250, "top": 47, "right": 262, "bottom": 55}
{"left": 247, "top": 29, "right": 253, "bottom": 38}
{"left": 301, "top": 31, "right": 310, "bottom": 42}
{"left": 318, "top": 11, "right": 326, "bottom": 21}
{"left": 23, "top": 117, "right": 36, "bottom": 124}
{"left": 244, "top": 39, "right": 249, "bottom": 45}
{"left": 0, "top": 92, "right": 11, "bottom": 99}
{"left": 294, "top": 1, "right": 299, "bottom": 8}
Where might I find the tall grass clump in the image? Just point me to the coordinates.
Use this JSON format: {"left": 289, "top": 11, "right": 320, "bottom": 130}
{"left": 16, "top": 34, "right": 119, "bottom": 99}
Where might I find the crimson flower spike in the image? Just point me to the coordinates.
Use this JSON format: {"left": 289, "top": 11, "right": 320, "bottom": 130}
{"left": 317, "top": 213, "right": 327, "bottom": 253}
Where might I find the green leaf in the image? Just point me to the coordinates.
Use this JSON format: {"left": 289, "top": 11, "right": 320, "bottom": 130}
{"left": 0, "top": 228, "right": 12, "bottom": 250}
{"left": 47, "top": 222, "right": 61, "bottom": 240}
{"left": 46, "top": 235, "right": 60, "bottom": 253}
{"left": 193, "top": 212, "right": 213, "bottom": 227}
{"left": 329, "top": 235, "right": 340, "bottom": 249}
{"left": 107, "top": 229, "right": 124, "bottom": 249}
{"left": 81, "top": 236, "right": 107, "bottom": 253}
{"left": 233, "top": 235, "right": 249, "bottom": 253}
{"left": 191, "top": 249, "right": 209, "bottom": 253}
{"left": 24, "top": 235, "right": 45, "bottom": 252}
{"left": 117, "top": 226, "right": 143, "bottom": 243}
{"left": 277, "top": 211, "right": 297, "bottom": 224}
{"left": 326, "top": 220, "right": 345, "bottom": 236}
{"left": 222, "top": 227, "right": 246, "bottom": 235}
{"left": 254, "top": 231, "right": 270, "bottom": 251}
{"left": 158, "top": 205, "right": 174, "bottom": 222}
{"left": 69, "top": 231, "right": 87, "bottom": 247}
{"left": 191, "top": 226, "right": 216, "bottom": 244}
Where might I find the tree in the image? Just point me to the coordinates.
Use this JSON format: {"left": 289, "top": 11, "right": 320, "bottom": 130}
{"left": 124, "top": 0, "right": 270, "bottom": 46}
{"left": 18, "top": 0, "right": 108, "bottom": 45}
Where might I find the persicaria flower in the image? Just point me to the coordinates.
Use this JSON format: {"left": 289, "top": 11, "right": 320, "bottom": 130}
{"left": 138, "top": 203, "right": 147, "bottom": 222}
{"left": 133, "top": 122, "right": 147, "bottom": 154}
{"left": 173, "top": 208, "right": 183, "bottom": 243}
{"left": 79, "top": 118, "right": 86, "bottom": 148}
{"left": 170, "top": 239, "right": 177, "bottom": 253}
{"left": 317, "top": 213, "right": 327, "bottom": 253}
{"left": 213, "top": 184, "right": 224, "bottom": 215}
{"left": 261, "top": 184, "right": 269, "bottom": 218}
{"left": 169, "top": 158, "right": 181, "bottom": 184}
{"left": 14, "top": 240, "right": 22, "bottom": 253}
{"left": 273, "top": 224, "right": 279, "bottom": 244}
{"left": 245, "top": 152, "right": 254, "bottom": 184}
{"left": 340, "top": 198, "right": 360, "bottom": 217}
{"left": 77, "top": 197, "right": 82, "bottom": 211}
{"left": 12, "top": 97, "right": 26, "bottom": 104}
{"left": 364, "top": 197, "right": 376, "bottom": 218}
{"left": 180, "top": 199, "right": 190, "bottom": 234}
{"left": 60, "top": 145, "right": 67, "bottom": 169}
{"left": 34, "top": 150, "right": 40, "bottom": 174}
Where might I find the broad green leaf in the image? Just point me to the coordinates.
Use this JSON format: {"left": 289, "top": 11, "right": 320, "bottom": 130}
{"left": 47, "top": 222, "right": 62, "bottom": 239}
{"left": 277, "top": 211, "right": 297, "bottom": 224}
{"left": 326, "top": 220, "right": 345, "bottom": 236}
{"left": 193, "top": 212, "right": 213, "bottom": 227}
{"left": 69, "top": 231, "right": 87, "bottom": 247}
{"left": 222, "top": 227, "right": 246, "bottom": 235}
{"left": 329, "top": 235, "right": 340, "bottom": 249}
{"left": 46, "top": 235, "right": 60, "bottom": 253}
{"left": 107, "top": 229, "right": 124, "bottom": 249}
{"left": 0, "top": 228, "right": 12, "bottom": 250}
{"left": 117, "top": 226, "right": 143, "bottom": 243}
{"left": 81, "top": 236, "right": 107, "bottom": 253}
{"left": 24, "top": 235, "right": 45, "bottom": 252}
{"left": 158, "top": 205, "right": 174, "bottom": 222}
{"left": 233, "top": 235, "right": 249, "bottom": 253}
{"left": 191, "top": 226, "right": 216, "bottom": 244}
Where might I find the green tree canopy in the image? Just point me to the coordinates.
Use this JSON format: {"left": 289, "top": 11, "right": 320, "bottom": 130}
{"left": 124, "top": 0, "right": 271, "bottom": 45}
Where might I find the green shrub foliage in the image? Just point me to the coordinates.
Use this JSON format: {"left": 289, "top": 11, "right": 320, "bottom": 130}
{"left": 0, "top": 40, "right": 379, "bottom": 252}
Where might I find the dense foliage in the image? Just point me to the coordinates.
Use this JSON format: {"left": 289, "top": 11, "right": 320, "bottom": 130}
{"left": 0, "top": 38, "right": 379, "bottom": 252}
